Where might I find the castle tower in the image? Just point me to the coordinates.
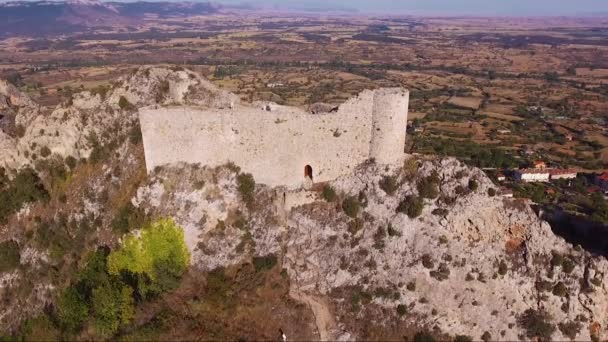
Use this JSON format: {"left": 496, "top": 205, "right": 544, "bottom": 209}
{"left": 369, "top": 88, "right": 409, "bottom": 165}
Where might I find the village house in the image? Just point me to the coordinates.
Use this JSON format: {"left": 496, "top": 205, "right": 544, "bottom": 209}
{"left": 514, "top": 168, "right": 550, "bottom": 182}
{"left": 497, "top": 172, "right": 506, "bottom": 182}
{"left": 549, "top": 169, "right": 578, "bottom": 180}
{"left": 595, "top": 172, "right": 608, "bottom": 191}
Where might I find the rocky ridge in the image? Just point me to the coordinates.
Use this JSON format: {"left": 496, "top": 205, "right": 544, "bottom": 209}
{"left": 0, "top": 66, "right": 237, "bottom": 176}
{"left": 135, "top": 157, "right": 608, "bottom": 341}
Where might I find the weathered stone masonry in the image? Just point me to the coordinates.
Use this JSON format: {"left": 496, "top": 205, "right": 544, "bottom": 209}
{"left": 139, "top": 87, "right": 409, "bottom": 188}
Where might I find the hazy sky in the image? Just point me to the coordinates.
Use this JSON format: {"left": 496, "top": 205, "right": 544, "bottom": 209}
{"left": 217, "top": 0, "right": 608, "bottom": 16}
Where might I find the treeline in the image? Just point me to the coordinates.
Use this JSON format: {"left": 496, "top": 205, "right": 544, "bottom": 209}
{"left": 413, "top": 137, "right": 520, "bottom": 169}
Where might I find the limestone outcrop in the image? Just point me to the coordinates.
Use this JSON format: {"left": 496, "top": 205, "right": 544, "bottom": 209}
{"left": 135, "top": 157, "right": 608, "bottom": 341}
{"left": 0, "top": 67, "right": 237, "bottom": 175}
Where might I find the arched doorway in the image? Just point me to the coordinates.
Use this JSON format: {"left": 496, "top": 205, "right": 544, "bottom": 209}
{"left": 304, "top": 165, "right": 313, "bottom": 181}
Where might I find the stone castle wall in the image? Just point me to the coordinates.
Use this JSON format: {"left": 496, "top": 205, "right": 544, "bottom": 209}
{"left": 140, "top": 88, "right": 409, "bottom": 188}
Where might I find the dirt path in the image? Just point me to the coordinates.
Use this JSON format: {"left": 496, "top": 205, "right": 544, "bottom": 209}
{"left": 289, "top": 287, "right": 336, "bottom": 341}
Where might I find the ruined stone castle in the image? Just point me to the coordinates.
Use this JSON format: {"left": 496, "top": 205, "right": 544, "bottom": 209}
{"left": 139, "top": 87, "right": 409, "bottom": 188}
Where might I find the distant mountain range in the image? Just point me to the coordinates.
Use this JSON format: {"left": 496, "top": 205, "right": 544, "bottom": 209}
{"left": 0, "top": 0, "right": 220, "bottom": 37}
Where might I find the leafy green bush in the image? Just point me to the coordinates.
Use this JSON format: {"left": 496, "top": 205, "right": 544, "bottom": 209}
{"left": 118, "top": 96, "right": 133, "bottom": 111}
{"left": 454, "top": 335, "right": 473, "bottom": 342}
{"left": 552, "top": 282, "right": 568, "bottom": 297}
{"left": 421, "top": 254, "right": 434, "bottom": 269}
{"left": 413, "top": 331, "right": 436, "bottom": 342}
{"left": 39, "top": 146, "right": 52, "bottom": 158}
{"left": 396, "top": 304, "right": 407, "bottom": 317}
{"left": 322, "top": 185, "right": 337, "bottom": 202}
{"left": 379, "top": 175, "right": 398, "bottom": 196}
{"left": 397, "top": 195, "right": 424, "bottom": 218}
{"left": 0, "top": 168, "right": 49, "bottom": 223}
{"left": 417, "top": 174, "right": 440, "bottom": 199}
{"left": 558, "top": 321, "right": 581, "bottom": 340}
{"left": 468, "top": 179, "right": 479, "bottom": 191}
{"left": 111, "top": 202, "right": 150, "bottom": 234}
{"left": 481, "top": 332, "right": 492, "bottom": 342}
{"left": 488, "top": 188, "right": 496, "bottom": 197}
{"left": 65, "top": 156, "right": 78, "bottom": 170}
{"left": 57, "top": 287, "right": 89, "bottom": 332}
{"left": 237, "top": 173, "right": 255, "bottom": 208}
{"left": 498, "top": 260, "right": 508, "bottom": 275}
{"left": 517, "top": 308, "right": 556, "bottom": 340}
{"left": 252, "top": 254, "right": 278, "bottom": 272}
{"left": 107, "top": 218, "right": 191, "bottom": 298}
{"left": 92, "top": 283, "right": 134, "bottom": 337}
{"left": 342, "top": 196, "right": 360, "bottom": 218}
{"left": 0, "top": 240, "right": 20, "bottom": 272}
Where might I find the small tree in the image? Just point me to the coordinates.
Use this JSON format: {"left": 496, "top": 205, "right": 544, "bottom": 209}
{"left": 342, "top": 196, "right": 360, "bottom": 218}
{"left": 237, "top": 173, "right": 255, "bottom": 208}
{"left": 517, "top": 308, "right": 556, "bottom": 340}
{"left": 379, "top": 175, "right": 398, "bottom": 196}
{"left": 322, "top": 185, "right": 337, "bottom": 202}
{"left": 397, "top": 195, "right": 424, "bottom": 218}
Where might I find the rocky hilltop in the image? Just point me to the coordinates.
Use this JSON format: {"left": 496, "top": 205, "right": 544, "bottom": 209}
{"left": 136, "top": 157, "right": 608, "bottom": 341}
{"left": 0, "top": 67, "right": 237, "bottom": 175}
{"left": 0, "top": 67, "right": 606, "bottom": 341}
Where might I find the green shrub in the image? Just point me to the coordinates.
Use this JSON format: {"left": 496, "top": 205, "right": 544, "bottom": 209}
{"left": 396, "top": 304, "right": 407, "bottom": 317}
{"left": 92, "top": 283, "right": 134, "bottom": 337}
{"left": 322, "top": 185, "right": 337, "bottom": 202}
{"left": 413, "top": 331, "right": 436, "bottom": 342}
{"left": 454, "top": 335, "right": 473, "bottom": 342}
{"left": 562, "top": 257, "right": 576, "bottom": 274}
{"left": 39, "top": 146, "right": 52, "bottom": 158}
{"left": 406, "top": 281, "right": 416, "bottom": 291}
{"left": 430, "top": 263, "right": 450, "bottom": 281}
{"left": 417, "top": 175, "right": 439, "bottom": 199}
{"left": 488, "top": 188, "right": 496, "bottom": 197}
{"left": 0, "top": 240, "right": 21, "bottom": 272}
{"left": 558, "top": 321, "right": 581, "bottom": 340}
{"left": 342, "top": 196, "right": 360, "bottom": 218}
{"left": 0, "top": 168, "right": 49, "bottom": 223}
{"left": 468, "top": 179, "right": 479, "bottom": 191}
{"left": 111, "top": 202, "right": 150, "bottom": 234}
{"left": 65, "top": 156, "right": 77, "bottom": 170}
{"left": 379, "top": 175, "right": 399, "bottom": 195}
{"left": 421, "top": 254, "right": 434, "bottom": 269}
{"left": 551, "top": 251, "right": 564, "bottom": 268}
{"left": 481, "top": 332, "right": 492, "bottom": 342}
{"left": 552, "top": 282, "right": 568, "bottom": 297}
{"left": 57, "top": 287, "right": 89, "bottom": 332}
{"left": 107, "top": 218, "right": 191, "bottom": 298}
{"left": 517, "top": 308, "right": 556, "bottom": 340}
{"left": 252, "top": 254, "right": 278, "bottom": 272}
{"left": 432, "top": 208, "right": 449, "bottom": 216}
{"left": 498, "top": 260, "right": 508, "bottom": 275}
{"left": 118, "top": 96, "right": 133, "bottom": 111}
{"left": 397, "top": 195, "right": 424, "bottom": 218}
{"left": 237, "top": 173, "right": 255, "bottom": 208}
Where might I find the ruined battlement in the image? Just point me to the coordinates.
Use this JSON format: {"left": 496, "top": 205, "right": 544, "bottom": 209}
{"left": 139, "top": 87, "right": 409, "bottom": 188}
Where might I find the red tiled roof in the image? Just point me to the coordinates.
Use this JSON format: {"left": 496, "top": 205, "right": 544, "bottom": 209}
{"left": 516, "top": 169, "right": 550, "bottom": 175}
{"left": 597, "top": 172, "right": 608, "bottom": 181}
